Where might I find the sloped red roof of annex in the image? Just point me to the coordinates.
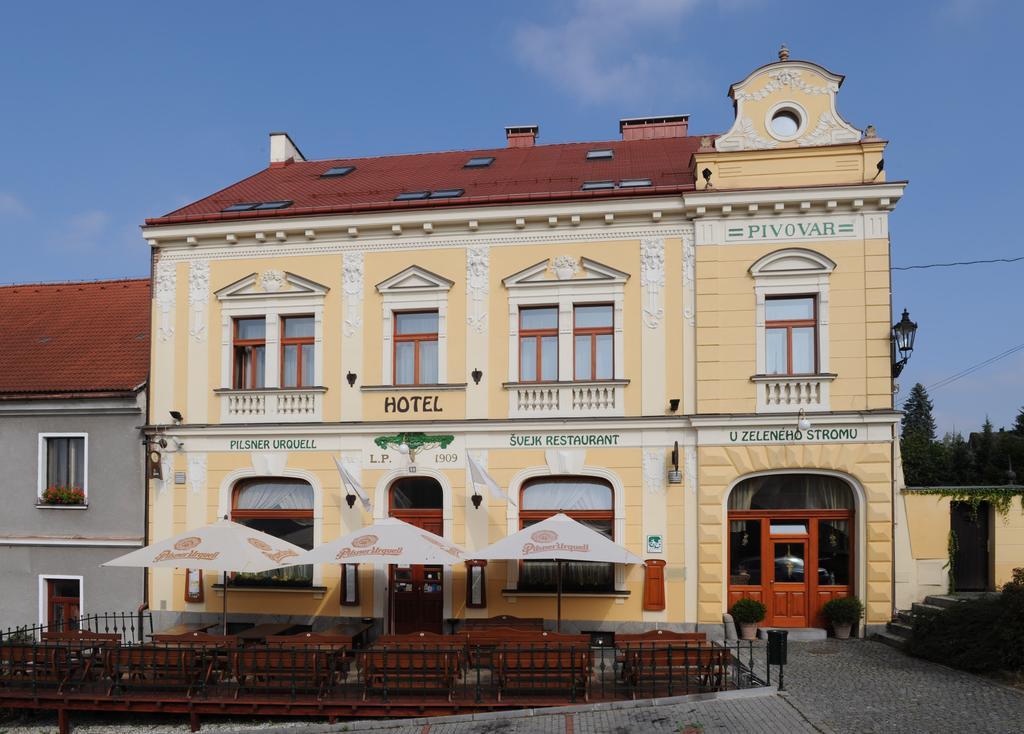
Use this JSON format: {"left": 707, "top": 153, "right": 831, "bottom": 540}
{"left": 146, "top": 137, "right": 701, "bottom": 226}
{"left": 0, "top": 278, "right": 150, "bottom": 398}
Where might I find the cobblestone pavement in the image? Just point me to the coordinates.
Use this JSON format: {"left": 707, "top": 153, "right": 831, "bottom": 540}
{"left": 4, "top": 641, "right": 1024, "bottom": 733}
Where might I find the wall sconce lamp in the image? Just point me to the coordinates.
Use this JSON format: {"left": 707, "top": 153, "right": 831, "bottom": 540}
{"left": 797, "top": 409, "right": 812, "bottom": 431}
{"left": 668, "top": 398, "right": 680, "bottom": 413}
{"left": 667, "top": 441, "right": 682, "bottom": 484}
{"left": 701, "top": 167, "right": 713, "bottom": 189}
{"left": 471, "top": 368, "right": 483, "bottom": 385}
{"left": 891, "top": 309, "right": 918, "bottom": 378}
{"left": 345, "top": 493, "right": 357, "bottom": 509}
{"left": 470, "top": 491, "right": 483, "bottom": 509}
{"left": 169, "top": 410, "right": 183, "bottom": 423}
{"left": 346, "top": 371, "right": 358, "bottom": 387}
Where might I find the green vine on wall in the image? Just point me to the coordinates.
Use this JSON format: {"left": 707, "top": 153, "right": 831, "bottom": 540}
{"left": 944, "top": 529, "right": 958, "bottom": 595}
{"left": 907, "top": 486, "right": 1024, "bottom": 520}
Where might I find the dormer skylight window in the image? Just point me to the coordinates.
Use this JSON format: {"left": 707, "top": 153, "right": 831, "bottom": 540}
{"left": 586, "top": 149, "right": 614, "bottom": 160}
{"left": 619, "top": 178, "right": 652, "bottom": 188}
{"left": 581, "top": 181, "right": 615, "bottom": 191}
{"left": 429, "top": 189, "right": 464, "bottom": 199}
{"left": 221, "top": 200, "right": 293, "bottom": 212}
{"left": 464, "top": 157, "right": 495, "bottom": 168}
{"left": 395, "top": 191, "right": 430, "bottom": 201}
{"left": 321, "top": 166, "right": 355, "bottom": 178}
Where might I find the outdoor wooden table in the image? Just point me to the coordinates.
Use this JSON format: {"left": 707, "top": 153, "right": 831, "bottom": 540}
{"left": 319, "top": 621, "right": 373, "bottom": 648}
{"left": 149, "top": 622, "right": 216, "bottom": 639}
{"left": 235, "top": 623, "right": 294, "bottom": 643}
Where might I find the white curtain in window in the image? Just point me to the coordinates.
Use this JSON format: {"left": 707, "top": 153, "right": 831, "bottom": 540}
{"left": 235, "top": 480, "right": 314, "bottom": 510}
{"left": 728, "top": 475, "right": 852, "bottom": 510}
{"left": 521, "top": 478, "right": 612, "bottom": 511}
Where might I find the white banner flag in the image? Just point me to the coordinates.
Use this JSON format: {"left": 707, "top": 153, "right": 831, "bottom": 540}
{"left": 468, "top": 454, "right": 515, "bottom": 506}
{"left": 334, "top": 456, "right": 371, "bottom": 512}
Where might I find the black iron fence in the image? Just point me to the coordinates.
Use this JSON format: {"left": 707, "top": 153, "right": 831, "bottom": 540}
{"left": 0, "top": 611, "right": 152, "bottom": 645}
{"left": 0, "top": 635, "right": 768, "bottom": 704}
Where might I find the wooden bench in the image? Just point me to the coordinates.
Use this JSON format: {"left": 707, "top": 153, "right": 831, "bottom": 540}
{"left": 41, "top": 630, "right": 122, "bottom": 644}
{"left": 613, "top": 630, "right": 707, "bottom": 671}
{"left": 106, "top": 645, "right": 210, "bottom": 697}
{"left": 464, "top": 629, "right": 587, "bottom": 668}
{"left": 39, "top": 631, "right": 121, "bottom": 683}
{"left": 0, "top": 643, "right": 71, "bottom": 690}
{"left": 461, "top": 615, "right": 544, "bottom": 631}
{"left": 358, "top": 647, "right": 460, "bottom": 701}
{"left": 233, "top": 646, "right": 334, "bottom": 700}
{"left": 149, "top": 631, "right": 239, "bottom": 646}
{"left": 496, "top": 644, "right": 592, "bottom": 701}
{"left": 619, "top": 643, "right": 730, "bottom": 696}
{"left": 373, "top": 632, "right": 470, "bottom": 673}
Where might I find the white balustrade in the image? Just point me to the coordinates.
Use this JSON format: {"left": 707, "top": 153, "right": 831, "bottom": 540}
{"left": 219, "top": 388, "right": 324, "bottom": 423}
{"left": 508, "top": 382, "right": 623, "bottom": 417}
{"left": 753, "top": 375, "right": 833, "bottom": 413}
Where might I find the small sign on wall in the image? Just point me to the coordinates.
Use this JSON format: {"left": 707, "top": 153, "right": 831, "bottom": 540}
{"left": 646, "top": 534, "right": 664, "bottom": 554}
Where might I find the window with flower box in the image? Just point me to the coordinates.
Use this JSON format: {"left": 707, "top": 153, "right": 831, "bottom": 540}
{"left": 37, "top": 434, "right": 87, "bottom": 506}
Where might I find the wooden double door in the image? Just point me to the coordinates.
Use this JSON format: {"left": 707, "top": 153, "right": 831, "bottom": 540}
{"left": 389, "top": 506, "right": 444, "bottom": 634}
{"left": 728, "top": 511, "right": 852, "bottom": 628}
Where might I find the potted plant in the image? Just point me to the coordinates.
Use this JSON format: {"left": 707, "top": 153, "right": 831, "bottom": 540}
{"left": 39, "top": 485, "right": 86, "bottom": 506}
{"left": 730, "top": 598, "right": 766, "bottom": 640}
{"left": 822, "top": 596, "right": 864, "bottom": 639}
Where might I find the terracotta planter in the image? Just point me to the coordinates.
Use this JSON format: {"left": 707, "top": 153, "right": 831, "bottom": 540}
{"left": 738, "top": 622, "right": 759, "bottom": 640}
{"left": 832, "top": 622, "right": 853, "bottom": 639}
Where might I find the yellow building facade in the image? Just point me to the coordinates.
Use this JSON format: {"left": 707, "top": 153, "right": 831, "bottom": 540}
{"left": 141, "top": 51, "right": 906, "bottom": 635}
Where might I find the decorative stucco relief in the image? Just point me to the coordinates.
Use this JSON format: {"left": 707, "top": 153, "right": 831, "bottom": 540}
{"left": 685, "top": 445, "right": 697, "bottom": 495}
{"left": 466, "top": 245, "right": 489, "bottom": 333}
{"left": 154, "top": 260, "right": 176, "bottom": 342}
{"left": 716, "top": 117, "right": 777, "bottom": 152}
{"left": 342, "top": 251, "right": 364, "bottom": 337}
{"left": 798, "top": 110, "right": 861, "bottom": 147}
{"left": 735, "top": 69, "right": 837, "bottom": 102}
{"left": 188, "top": 260, "right": 210, "bottom": 342}
{"left": 187, "top": 453, "right": 206, "bottom": 495}
{"left": 551, "top": 256, "right": 580, "bottom": 280}
{"left": 643, "top": 450, "right": 666, "bottom": 495}
{"left": 260, "top": 269, "right": 286, "bottom": 292}
{"left": 640, "top": 237, "right": 665, "bottom": 328}
{"left": 682, "top": 231, "right": 695, "bottom": 327}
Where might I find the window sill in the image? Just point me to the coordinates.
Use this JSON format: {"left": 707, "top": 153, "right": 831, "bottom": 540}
{"left": 35, "top": 503, "right": 88, "bottom": 510}
{"left": 361, "top": 383, "right": 467, "bottom": 392}
{"left": 502, "top": 379, "right": 629, "bottom": 389}
{"left": 213, "top": 386, "right": 328, "bottom": 394}
{"left": 750, "top": 373, "right": 836, "bottom": 382}
{"left": 213, "top": 584, "right": 326, "bottom": 599}
{"left": 501, "top": 589, "right": 630, "bottom": 598}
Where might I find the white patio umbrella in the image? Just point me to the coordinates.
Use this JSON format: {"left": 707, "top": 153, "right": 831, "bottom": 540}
{"left": 103, "top": 516, "right": 307, "bottom": 634}
{"left": 288, "top": 517, "right": 467, "bottom": 633}
{"left": 472, "top": 513, "right": 644, "bottom": 631}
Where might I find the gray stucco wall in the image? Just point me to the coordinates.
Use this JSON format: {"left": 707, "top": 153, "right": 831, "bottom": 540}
{"left": 0, "top": 394, "right": 147, "bottom": 631}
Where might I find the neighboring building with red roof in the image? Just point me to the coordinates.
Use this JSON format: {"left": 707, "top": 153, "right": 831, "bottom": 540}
{"left": 0, "top": 278, "right": 149, "bottom": 631}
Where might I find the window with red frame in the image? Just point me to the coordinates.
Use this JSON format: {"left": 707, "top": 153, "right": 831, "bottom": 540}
{"left": 231, "top": 478, "right": 314, "bottom": 587}
{"left": 573, "top": 304, "right": 613, "bottom": 380}
{"left": 281, "top": 316, "right": 315, "bottom": 388}
{"left": 519, "top": 306, "right": 558, "bottom": 382}
{"left": 765, "top": 296, "right": 817, "bottom": 375}
{"left": 394, "top": 311, "right": 438, "bottom": 385}
{"left": 518, "top": 476, "right": 615, "bottom": 593}
{"left": 233, "top": 317, "right": 266, "bottom": 389}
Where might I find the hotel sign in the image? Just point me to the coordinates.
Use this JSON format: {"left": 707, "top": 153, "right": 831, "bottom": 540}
{"left": 725, "top": 217, "right": 855, "bottom": 243}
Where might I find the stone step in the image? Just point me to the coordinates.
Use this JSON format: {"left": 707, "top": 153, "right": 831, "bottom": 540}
{"left": 885, "top": 620, "right": 912, "bottom": 639}
{"left": 757, "top": 626, "right": 827, "bottom": 642}
{"left": 923, "top": 595, "right": 963, "bottom": 610}
{"left": 872, "top": 629, "right": 907, "bottom": 650}
{"left": 911, "top": 602, "right": 945, "bottom": 617}
{"left": 895, "top": 609, "right": 914, "bottom": 625}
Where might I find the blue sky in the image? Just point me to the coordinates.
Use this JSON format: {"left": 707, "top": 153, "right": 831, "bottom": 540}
{"left": 0, "top": 0, "right": 1020, "bottom": 433}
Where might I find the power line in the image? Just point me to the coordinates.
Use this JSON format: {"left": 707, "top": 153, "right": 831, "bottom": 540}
{"left": 926, "top": 342, "right": 1024, "bottom": 392}
{"left": 893, "top": 255, "right": 1024, "bottom": 271}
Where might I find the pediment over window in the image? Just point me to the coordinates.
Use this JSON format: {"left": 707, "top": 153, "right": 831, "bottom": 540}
{"left": 215, "top": 271, "right": 329, "bottom": 301}
{"left": 503, "top": 256, "right": 630, "bottom": 288}
{"left": 375, "top": 265, "right": 454, "bottom": 294}
{"left": 749, "top": 248, "right": 836, "bottom": 277}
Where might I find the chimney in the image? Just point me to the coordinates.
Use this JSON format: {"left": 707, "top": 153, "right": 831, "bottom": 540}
{"left": 619, "top": 115, "right": 689, "bottom": 141}
{"left": 505, "top": 125, "right": 539, "bottom": 148}
{"left": 269, "top": 131, "right": 306, "bottom": 166}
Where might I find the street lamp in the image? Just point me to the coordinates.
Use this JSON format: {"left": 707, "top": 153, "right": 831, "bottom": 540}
{"left": 891, "top": 309, "right": 918, "bottom": 378}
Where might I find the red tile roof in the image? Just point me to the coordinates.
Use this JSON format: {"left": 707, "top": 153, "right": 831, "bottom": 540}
{"left": 146, "top": 137, "right": 701, "bottom": 226}
{"left": 0, "top": 278, "right": 150, "bottom": 398}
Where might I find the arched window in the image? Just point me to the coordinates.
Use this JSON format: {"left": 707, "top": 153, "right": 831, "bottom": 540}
{"left": 728, "top": 474, "right": 852, "bottom": 510}
{"left": 519, "top": 476, "right": 614, "bottom": 593}
{"left": 389, "top": 477, "right": 443, "bottom": 510}
{"left": 231, "top": 478, "right": 314, "bottom": 587}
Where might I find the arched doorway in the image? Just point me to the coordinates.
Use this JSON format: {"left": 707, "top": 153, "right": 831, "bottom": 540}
{"left": 727, "top": 474, "right": 854, "bottom": 628}
{"left": 388, "top": 477, "right": 444, "bottom": 633}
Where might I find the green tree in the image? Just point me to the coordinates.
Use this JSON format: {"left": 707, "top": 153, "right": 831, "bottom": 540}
{"left": 901, "top": 383, "right": 937, "bottom": 441}
{"left": 975, "top": 417, "right": 995, "bottom": 481}
{"left": 1013, "top": 406, "right": 1024, "bottom": 436}
{"left": 942, "top": 432, "right": 975, "bottom": 485}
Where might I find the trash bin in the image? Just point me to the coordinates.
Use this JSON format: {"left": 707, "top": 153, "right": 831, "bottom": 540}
{"left": 767, "top": 629, "right": 788, "bottom": 665}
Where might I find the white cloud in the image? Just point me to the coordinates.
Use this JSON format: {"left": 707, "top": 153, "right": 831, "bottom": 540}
{"left": 0, "top": 192, "right": 29, "bottom": 217}
{"left": 54, "top": 210, "right": 111, "bottom": 251}
{"left": 512, "top": 0, "right": 705, "bottom": 105}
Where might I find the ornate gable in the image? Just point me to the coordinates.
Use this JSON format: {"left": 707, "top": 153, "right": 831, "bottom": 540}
{"left": 215, "top": 271, "right": 329, "bottom": 301}
{"left": 375, "top": 265, "right": 454, "bottom": 294}
{"left": 503, "top": 256, "right": 629, "bottom": 288}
